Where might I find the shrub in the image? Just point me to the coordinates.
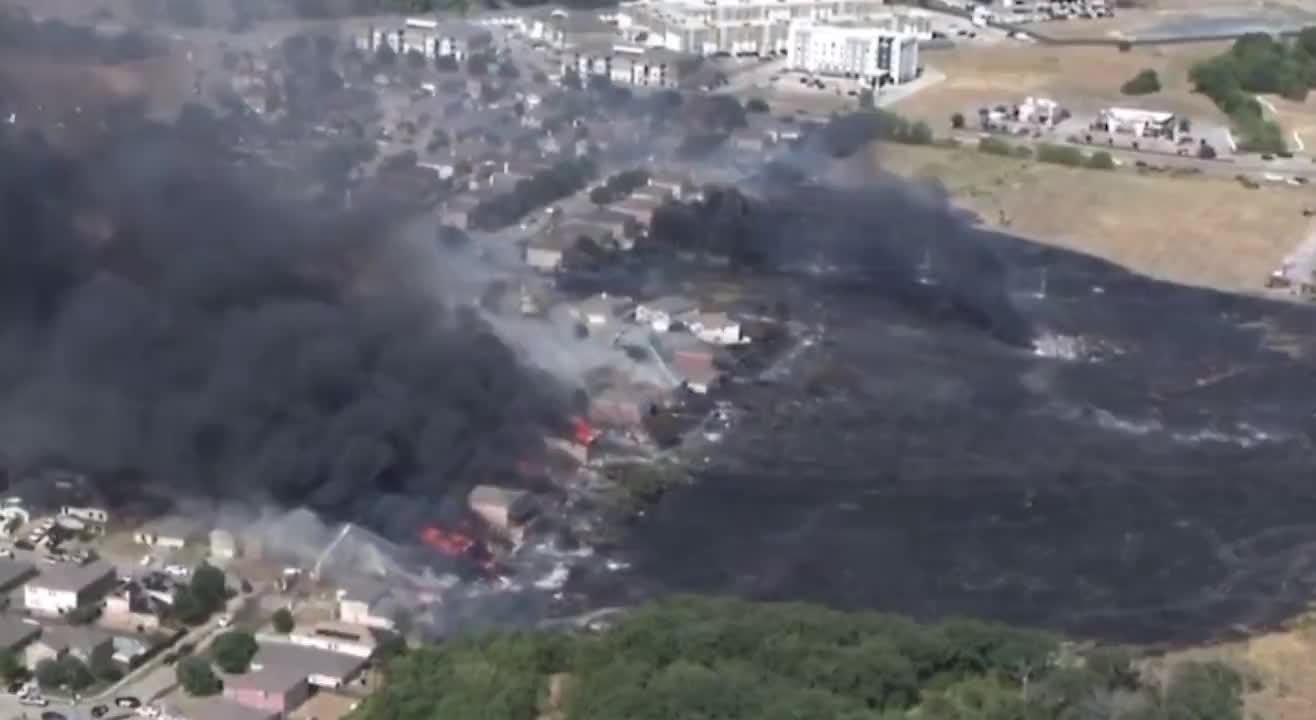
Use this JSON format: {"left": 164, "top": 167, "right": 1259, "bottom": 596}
{"left": 178, "top": 657, "right": 221, "bottom": 697}
{"left": 1198, "top": 142, "right": 1218, "bottom": 159}
{"left": 1036, "top": 143, "right": 1085, "bottom": 166}
{"left": 1087, "top": 151, "right": 1116, "bottom": 170}
{"left": 746, "top": 97, "right": 770, "bottom": 113}
{"left": 950, "top": 112, "right": 966, "bottom": 129}
{"left": 210, "top": 631, "right": 259, "bottom": 674}
{"left": 272, "top": 608, "right": 295, "bottom": 634}
{"left": 979, "top": 136, "right": 1014, "bottom": 156}
{"left": 1121, "top": 68, "right": 1162, "bottom": 95}
{"left": 1118, "top": 40, "right": 1132, "bottom": 52}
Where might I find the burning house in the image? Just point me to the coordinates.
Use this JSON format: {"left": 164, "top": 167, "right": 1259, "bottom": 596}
{"left": 467, "top": 486, "right": 539, "bottom": 545}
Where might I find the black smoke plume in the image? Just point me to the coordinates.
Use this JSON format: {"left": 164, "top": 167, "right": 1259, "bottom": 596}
{"left": 0, "top": 64, "right": 564, "bottom": 536}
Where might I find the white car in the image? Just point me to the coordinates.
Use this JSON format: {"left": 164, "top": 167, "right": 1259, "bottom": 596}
{"left": 164, "top": 565, "right": 190, "bottom": 578}
{"left": 139, "top": 555, "right": 152, "bottom": 567}
{"left": 217, "top": 614, "right": 231, "bottom": 628}
{"left": 19, "top": 694, "right": 48, "bottom": 706}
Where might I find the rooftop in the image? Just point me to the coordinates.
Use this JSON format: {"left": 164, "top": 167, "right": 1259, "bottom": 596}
{"left": 224, "top": 663, "right": 307, "bottom": 695}
{"left": 31, "top": 559, "right": 115, "bottom": 593}
{"left": 38, "top": 623, "right": 115, "bottom": 655}
{"left": 0, "top": 615, "right": 39, "bottom": 650}
{"left": 191, "top": 699, "right": 278, "bottom": 720}
{"left": 289, "top": 692, "right": 360, "bottom": 720}
{"left": 298, "top": 620, "right": 379, "bottom": 645}
{"left": 468, "top": 485, "right": 530, "bottom": 511}
{"left": 0, "top": 558, "right": 36, "bottom": 589}
{"left": 252, "top": 642, "right": 366, "bottom": 683}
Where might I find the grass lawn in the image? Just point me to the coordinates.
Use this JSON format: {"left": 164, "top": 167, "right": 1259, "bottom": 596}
{"left": 895, "top": 42, "right": 1228, "bottom": 131}
{"left": 873, "top": 142, "right": 1312, "bottom": 292}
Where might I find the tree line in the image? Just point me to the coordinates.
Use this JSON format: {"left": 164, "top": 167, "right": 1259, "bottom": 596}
{"left": 468, "top": 156, "right": 598, "bottom": 230}
{"left": 352, "top": 595, "right": 1248, "bottom": 720}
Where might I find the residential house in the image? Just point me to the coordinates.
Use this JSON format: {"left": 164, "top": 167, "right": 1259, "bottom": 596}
{"left": 289, "top": 692, "right": 359, "bottom": 720}
{"left": 192, "top": 699, "right": 279, "bottom": 720}
{"left": 687, "top": 312, "right": 745, "bottom": 345}
{"left": 659, "top": 332, "right": 719, "bottom": 377}
{"left": 0, "top": 615, "right": 40, "bottom": 657}
{"left": 647, "top": 172, "right": 693, "bottom": 201}
{"left": 25, "top": 624, "right": 114, "bottom": 667}
{"left": 223, "top": 663, "right": 310, "bottom": 716}
{"left": 210, "top": 529, "right": 240, "bottom": 561}
{"left": 611, "top": 195, "right": 663, "bottom": 229}
{"left": 525, "top": 225, "right": 583, "bottom": 272}
{"left": 676, "top": 363, "right": 722, "bottom": 395}
{"left": 635, "top": 296, "right": 698, "bottom": 333}
{"left": 730, "top": 128, "right": 768, "bottom": 153}
{"left": 570, "top": 294, "right": 632, "bottom": 327}
{"left": 287, "top": 621, "right": 377, "bottom": 660}
{"left": 439, "top": 192, "right": 491, "bottom": 231}
{"left": 104, "top": 581, "right": 164, "bottom": 633}
{"left": 111, "top": 634, "right": 151, "bottom": 666}
{"left": 59, "top": 506, "right": 109, "bottom": 526}
{"left": 588, "top": 382, "right": 668, "bottom": 428}
{"left": 251, "top": 642, "right": 367, "bottom": 691}
{"left": 24, "top": 560, "right": 116, "bottom": 616}
{"left": 468, "top": 486, "right": 537, "bottom": 545}
{"left": 0, "top": 557, "right": 37, "bottom": 595}
{"left": 133, "top": 517, "right": 202, "bottom": 549}
{"left": 337, "top": 579, "right": 401, "bottom": 633}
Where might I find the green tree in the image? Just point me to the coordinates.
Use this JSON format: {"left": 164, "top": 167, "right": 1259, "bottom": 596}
{"left": 272, "top": 608, "right": 295, "bottom": 634}
{"left": 191, "top": 563, "right": 227, "bottom": 613}
{"left": 90, "top": 643, "right": 123, "bottom": 683}
{"left": 173, "top": 588, "right": 210, "bottom": 626}
{"left": 60, "top": 656, "right": 93, "bottom": 692}
{"left": 746, "top": 97, "right": 770, "bottom": 113}
{"left": 951, "top": 112, "right": 965, "bottom": 129}
{"left": 210, "top": 631, "right": 259, "bottom": 674}
{"left": 34, "top": 658, "right": 64, "bottom": 689}
{"left": 178, "top": 656, "right": 221, "bottom": 697}
{"left": 0, "top": 651, "right": 23, "bottom": 682}
{"left": 1121, "top": 68, "right": 1162, "bottom": 95}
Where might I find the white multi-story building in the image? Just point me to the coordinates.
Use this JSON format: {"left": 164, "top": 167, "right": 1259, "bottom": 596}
{"left": 356, "top": 18, "right": 493, "bottom": 61}
{"left": 600, "top": 0, "right": 892, "bottom": 56}
{"left": 786, "top": 20, "right": 919, "bottom": 84}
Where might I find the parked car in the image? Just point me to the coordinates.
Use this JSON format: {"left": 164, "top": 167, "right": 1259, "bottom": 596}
{"left": 116, "top": 696, "right": 142, "bottom": 709}
{"left": 91, "top": 706, "right": 110, "bottom": 718}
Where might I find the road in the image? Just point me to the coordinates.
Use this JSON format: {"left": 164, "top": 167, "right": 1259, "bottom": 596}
{"left": 947, "top": 129, "right": 1316, "bottom": 182}
{"left": 0, "top": 589, "right": 255, "bottom": 720}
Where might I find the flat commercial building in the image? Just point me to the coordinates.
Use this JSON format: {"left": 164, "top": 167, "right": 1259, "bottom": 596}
{"left": 786, "top": 20, "right": 919, "bottom": 84}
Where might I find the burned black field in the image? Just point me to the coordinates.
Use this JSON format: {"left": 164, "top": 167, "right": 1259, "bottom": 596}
{"left": 582, "top": 215, "right": 1316, "bottom": 646}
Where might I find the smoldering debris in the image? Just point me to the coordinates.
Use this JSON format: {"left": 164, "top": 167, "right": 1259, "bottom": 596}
{"left": 0, "top": 93, "right": 566, "bottom": 537}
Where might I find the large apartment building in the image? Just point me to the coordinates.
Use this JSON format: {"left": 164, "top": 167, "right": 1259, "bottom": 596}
{"left": 624, "top": 0, "right": 892, "bottom": 56}
{"left": 786, "top": 20, "right": 919, "bottom": 84}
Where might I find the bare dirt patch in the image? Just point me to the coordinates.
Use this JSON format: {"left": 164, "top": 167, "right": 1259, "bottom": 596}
{"left": 874, "top": 142, "right": 1311, "bottom": 291}
{"left": 896, "top": 43, "right": 1226, "bottom": 131}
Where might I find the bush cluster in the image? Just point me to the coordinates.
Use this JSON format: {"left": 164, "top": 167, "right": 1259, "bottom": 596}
{"left": 1187, "top": 31, "right": 1316, "bottom": 152}
{"left": 353, "top": 596, "right": 1246, "bottom": 720}
{"left": 1121, "top": 68, "right": 1162, "bottom": 95}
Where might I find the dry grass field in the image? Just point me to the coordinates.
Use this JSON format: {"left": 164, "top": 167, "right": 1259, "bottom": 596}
{"left": 873, "top": 142, "right": 1312, "bottom": 291}
{"left": 1146, "top": 620, "right": 1316, "bottom": 720}
{"left": 896, "top": 43, "right": 1228, "bottom": 131}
